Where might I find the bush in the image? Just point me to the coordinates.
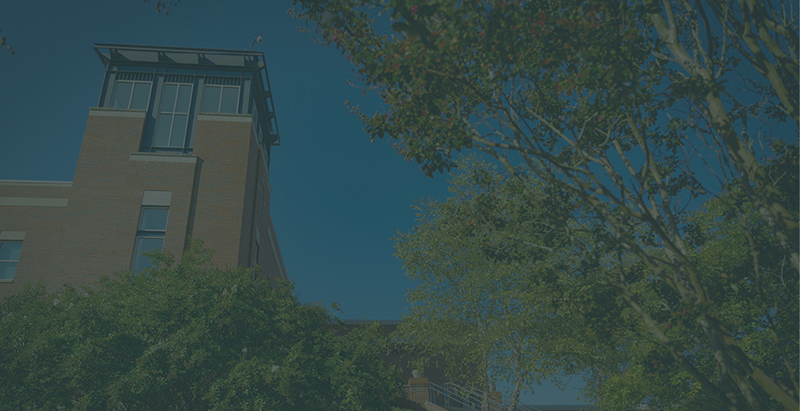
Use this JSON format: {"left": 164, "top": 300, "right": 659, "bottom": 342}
{"left": 0, "top": 240, "right": 403, "bottom": 410}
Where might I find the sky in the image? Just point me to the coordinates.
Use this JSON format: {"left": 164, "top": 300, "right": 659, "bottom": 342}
{"left": 0, "top": 0, "right": 587, "bottom": 405}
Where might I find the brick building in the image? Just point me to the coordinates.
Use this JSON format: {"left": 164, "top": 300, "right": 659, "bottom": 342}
{"left": 0, "top": 44, "right": 287, "bottom": 299}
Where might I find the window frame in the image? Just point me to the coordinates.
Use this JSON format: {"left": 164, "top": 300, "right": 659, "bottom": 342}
{"left": 0, "top": 241, "right": 22, "bottom": 281}
{"left": 201, "top": 84, "right": 240, "bottom": 114}
{"left": 131, "top": 207, "right": 169, "bottom": 272}
{"left": 153, "top": 82, "right": 194, "bottom": 150}
{"left": 112, "top": 80, "right": 153, "bottom": 110}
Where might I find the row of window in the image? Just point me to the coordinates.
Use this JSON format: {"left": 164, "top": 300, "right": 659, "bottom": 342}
{"left": 1, "top": 207, "right": 264, "bottom": 279}
{"left": 132, "top": 207, "right": 263, "bottom": 272}
{"left": 0, "top": 208, "right": 167, "bottom": 278}
{"left": 112, "top": 80, "right": 241, "bottom": 152}
{"left": 113, "top": 81, "right": 240, "bottom": 115}
{"left": 0, "top": 208, "right": 165, "bottom": 280}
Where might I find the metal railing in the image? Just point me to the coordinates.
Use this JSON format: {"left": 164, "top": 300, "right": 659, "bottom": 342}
{"left": 428, "top": 381, "right": 543, "bottom": 411}
{"left": 429, "top": 380, "right": 489, "bottom": 411}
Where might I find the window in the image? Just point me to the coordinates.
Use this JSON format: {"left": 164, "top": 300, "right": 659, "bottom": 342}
{"left": 0, "top": 241, "right": 22, "bottom": 281}
{"left": 112, "top": 80, "right": 152, "bottom": 110}
{"left": 201, "top": 85, "right": 239, "bottom": 114}
{"left": 154, "top": 83, "right": 193, "bottom": 149}
{"left": 132, "top": 207, "right": 168, "bottom": 271}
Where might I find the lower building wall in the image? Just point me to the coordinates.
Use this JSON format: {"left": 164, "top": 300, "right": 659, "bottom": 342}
{"left": 404, "top": 377, "right": 431, "bottom": 406}
{"left": 0, "top": 205, "right": 68, "bottom": 299}
{"left": 0, "top": 112, "right": 286, "bottom": 299}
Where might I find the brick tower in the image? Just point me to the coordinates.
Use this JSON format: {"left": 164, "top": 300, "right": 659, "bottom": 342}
{"left": 0, "top": 44, "right": 286, "bottom": 298}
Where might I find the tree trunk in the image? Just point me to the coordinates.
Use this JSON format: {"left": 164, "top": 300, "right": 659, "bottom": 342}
{"left": 506, "top": 352, "right": 523, "bottom": 411}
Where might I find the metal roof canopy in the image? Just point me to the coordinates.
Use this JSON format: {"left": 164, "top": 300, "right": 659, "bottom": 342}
{"left": 93, "top": 43, "right": 265, "bottom": 69}
{"left": 93, "top": 43, "right": 281, "bottom": 147}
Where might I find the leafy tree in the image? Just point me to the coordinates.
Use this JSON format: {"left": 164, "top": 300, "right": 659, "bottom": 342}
{"left": 574, "top": 141, "right": 799, "bottom": 410}
{"left": 394, "top": 149, "right": 797, "bottom": 410}
{"left": 290, "top": 1, "right": 799, "bottom": 409}
{"left": 0, "top": 240, "right": 403, "bottom": 411}
{"left": 143, "top": 0, "right": 180, "bottom": 14}
{"left": 394, "top": 155, "right": 595, "bottom": 410}
{"left": 0, "top": 29, "right": 13, "bottom": 55}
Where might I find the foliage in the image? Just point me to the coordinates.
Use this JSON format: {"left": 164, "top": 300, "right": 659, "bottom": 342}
{"left": 0, "top": 29, "right": 13, "bottom": 55}
{"left": 584, "top": 141, "right": 799, "bottom": 410}
{"left": 142, "top": 0, "right": 181, "bottom": 14}
{"left": 290, "top": 0, "right": 799, "bottom": 409}
{"left": 394, "top": 149, "right": 798, "bottom": 410}
{"left": 394, "top": 155, "right": 596, "bottom": 409}
{"left": 0, "top": 240, "right": 403, "bottom": 411}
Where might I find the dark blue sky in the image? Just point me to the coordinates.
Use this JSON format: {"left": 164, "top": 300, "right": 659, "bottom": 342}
{"left": 0, "top": 0, "right": 590, "bottom": 404}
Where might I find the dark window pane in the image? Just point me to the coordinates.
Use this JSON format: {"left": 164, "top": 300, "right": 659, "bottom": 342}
{"left": 113, "top": 82, "right": 132, "bottom": 109}
{"left": 154, "top": 115, "right": 173, "bottom": 147}
{"left": 133, "top": 237, "right": 164, "bottom": 271}
{"left": 131, "top": 83, "right": 151, "bottom": 110}
{"left": 220, "top": 87, "right": 238, "bottom": 113}
{"left": 0, "top": 242, "right": 22, "bottom": 261}
{"left": 201, "top": 85, "right": 221, "bottom": 113}
{"left": 0, "top": 262, "right": 16, "bottom": 280}
{"left": 139, "top": 208, "right": 169, "bottom": 231}
{"left": 170, "top": 115, "right": 187, "bottom": 147}
{"left": 161, "top": 84, "right": 177, "bottom": 112}
{"left": 175, "top": 85, "right": 192, "bottom": 113}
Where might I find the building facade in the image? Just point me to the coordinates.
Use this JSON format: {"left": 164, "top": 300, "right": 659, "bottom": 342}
{"left": 0, "top": 44, "right": 286, "bottom": 299}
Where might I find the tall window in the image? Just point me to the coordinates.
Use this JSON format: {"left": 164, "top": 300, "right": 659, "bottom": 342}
{"left": 0, "top": 241, "right": 22, "bottom": 281}
{"left": 132, "top": 207, "right": 168, "bottom": 272}
{"left": 201, "top": 84, "right": 239, "bottom": 114}
{"left": 154, "top": 83, "right": 193, "bottom": 149}
{"left": 112, "top": 80, "right": 151, "bottom": 110}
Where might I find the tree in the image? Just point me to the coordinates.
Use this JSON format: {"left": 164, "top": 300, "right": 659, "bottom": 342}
{"left": 0, "top": 29, "right": 14, "bottom": 55}
{"left": 290, "top": 1, "right": 799, "bottom": 409}
{"left": 143, "top": 0, "right": 180, "bottom": 14}
{"left": 394, "top": 155, "right": 594, "bottom": 410}
{"left": 396, "top": 149, "right": 797, "bottom": 410}
{"left": 578, "top": 141, "right": 798, "bottom": 410}
{"left": 0, "top": 240, "right": 403, "bottom": 411}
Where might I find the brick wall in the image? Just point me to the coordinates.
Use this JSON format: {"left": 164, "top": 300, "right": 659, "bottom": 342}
{"left": 191, "top": 115, "right": 252, "bottom": 270}
{"left": 57, "top": 109, "right": 196, "bottom": 292}
{"left": 404, "top": 377, "right": 430, "bottom": 407}
{"left": 1, "top": 111, "right": 286, "bottom": 297}
{"left": 0, "top": 202, "right": 68, "bottom": 298}
{"left": 0, "top": 45, "right": 288, "bottom": 300}
{"left": 0, "top": 110, "right": 273, "bottom": 297}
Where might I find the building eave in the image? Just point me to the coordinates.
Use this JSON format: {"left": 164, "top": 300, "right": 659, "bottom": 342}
{"left": 93, "top": 43, "right": 265, "bottom": 71}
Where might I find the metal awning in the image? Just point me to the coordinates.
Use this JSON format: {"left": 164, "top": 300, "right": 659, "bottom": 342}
{"left": 93, "top": 43, "right": 265, "bottom": 70}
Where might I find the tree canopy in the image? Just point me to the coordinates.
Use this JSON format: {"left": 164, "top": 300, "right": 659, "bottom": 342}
{"left": 0, "top": 240, "right": 403, "bottom": 411}
{"left": 290, "top": 2, "right": 799, "bottom": 409}
{"left": 394, "top": 155, "right": 588, "bottom": 410}
{"left": 397, "top": 149, "right": 797, "bottom": 410}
